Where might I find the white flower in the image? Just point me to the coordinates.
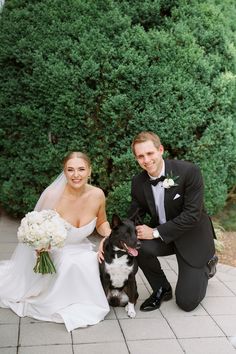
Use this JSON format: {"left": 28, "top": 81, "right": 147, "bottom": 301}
{"left": 17, "top": 209, "right": 67, "bottom": 251}
{"left": 162, "top": 172, "right": 179, "bottom": 189}
{"left": 163, "top": 178, "right": 175, "bottom": 189}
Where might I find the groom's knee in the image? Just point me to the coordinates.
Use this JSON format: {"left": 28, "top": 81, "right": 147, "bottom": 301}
{"left": 176, "top": 297, "right": 199, "bottom": 312}
{"left": 175, "top": 290, "right": 202, "bottom": 312}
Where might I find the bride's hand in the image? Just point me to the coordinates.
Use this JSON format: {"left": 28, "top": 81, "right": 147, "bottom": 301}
{"left": 97, "top": 237, "right": 106, "bottom": 263}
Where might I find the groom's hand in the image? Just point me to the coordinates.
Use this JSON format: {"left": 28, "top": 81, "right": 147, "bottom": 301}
{"left": 136, "top": 225, "right": 153, "bottom": 239}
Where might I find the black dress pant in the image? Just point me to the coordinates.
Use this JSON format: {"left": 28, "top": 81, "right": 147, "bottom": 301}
{"left": 137, "top": 238, "right": 209, "bottom": 312}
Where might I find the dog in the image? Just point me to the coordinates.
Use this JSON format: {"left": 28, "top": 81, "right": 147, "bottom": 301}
{"left": 99, "top": 214, "right": 140, "bottom": 318}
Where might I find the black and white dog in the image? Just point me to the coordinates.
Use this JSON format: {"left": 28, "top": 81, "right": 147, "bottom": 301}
{"left": 99, "top": 214, "right": 140, "bottom": 318}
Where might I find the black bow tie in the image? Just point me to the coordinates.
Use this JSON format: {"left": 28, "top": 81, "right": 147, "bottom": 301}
{"left": 150, "top": 175, "right": 166, "bottom": 186}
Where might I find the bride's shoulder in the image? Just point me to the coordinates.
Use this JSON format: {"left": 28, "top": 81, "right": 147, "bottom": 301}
{"left": 88, "top": 185, "right": 105, "bottom": 199}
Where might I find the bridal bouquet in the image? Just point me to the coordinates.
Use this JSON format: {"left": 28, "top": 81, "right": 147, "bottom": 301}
{"left": 17, "top": 209, "right": 68, "bottom": 274}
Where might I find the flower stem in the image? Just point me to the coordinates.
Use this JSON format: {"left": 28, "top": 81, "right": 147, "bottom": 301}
{"left": 33, "top": 251, "right": 56, "bottom": 274}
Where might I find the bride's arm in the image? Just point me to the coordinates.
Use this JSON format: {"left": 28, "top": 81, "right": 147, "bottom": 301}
{"left": 96, "top": 191, "right": 111, "bottom": 262}
{"left": 96, "top": 220, "right": 111, "bottom": 237}
{"left": 96, "top": 191, "right": 111, "bottom": 237}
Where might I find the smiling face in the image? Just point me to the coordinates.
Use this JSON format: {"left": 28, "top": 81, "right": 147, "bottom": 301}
{"left": 133, "top": 140, "right": 164, "bottom": 177}
{"left": 64, "top": 157, "right": 91, "bottom": 189}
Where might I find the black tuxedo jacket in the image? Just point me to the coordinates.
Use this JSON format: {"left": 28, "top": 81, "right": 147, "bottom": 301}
{"left": 128, "top": 159, "right": 215, "bottom": 268}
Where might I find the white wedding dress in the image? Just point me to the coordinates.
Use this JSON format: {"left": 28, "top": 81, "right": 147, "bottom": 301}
{"left": 0, "top": 216, "right": 110, "bottom": 332}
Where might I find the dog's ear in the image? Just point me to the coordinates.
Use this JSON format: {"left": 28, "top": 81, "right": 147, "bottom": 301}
{"left": 111, "top": 214, "right": 122, "bottom": 228}
{"left": 134, "top": 214, "right": 142, "bottom": 226}
{"left": 129, "top": 208, "right": 142, "bottom": 226}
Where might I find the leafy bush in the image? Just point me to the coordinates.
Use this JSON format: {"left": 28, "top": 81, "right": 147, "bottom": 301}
{"left": 0, "top": 0, "right": 235, "bottom": 219}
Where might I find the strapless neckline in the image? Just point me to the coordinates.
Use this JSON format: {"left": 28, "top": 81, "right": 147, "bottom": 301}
{"left": 66, "top": 217, "right": 97, "bottom": 230}
{"left": 53, "top": 210, "right": 97, "bottom": 229}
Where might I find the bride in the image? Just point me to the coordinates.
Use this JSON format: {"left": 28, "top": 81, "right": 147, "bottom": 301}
{"left": 0, "top": 151, "right": 111, "bottom": 331}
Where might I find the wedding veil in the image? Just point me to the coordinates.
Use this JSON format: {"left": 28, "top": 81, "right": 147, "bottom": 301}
{"left": 34, "top": 172, "right": 67, "bottom": 212}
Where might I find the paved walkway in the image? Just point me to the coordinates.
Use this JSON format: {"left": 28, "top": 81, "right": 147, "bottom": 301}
{"left": 0, "top": 212, "right": 236, "bottom": 354}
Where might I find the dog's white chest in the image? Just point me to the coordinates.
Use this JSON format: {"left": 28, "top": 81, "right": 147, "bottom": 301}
{"left": 105, "top": 255, "right": 133, "bottom": 288}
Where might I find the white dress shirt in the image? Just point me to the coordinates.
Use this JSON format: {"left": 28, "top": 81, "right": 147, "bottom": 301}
{"left": 149, "top": 162, "right": 167, "bottom": 225}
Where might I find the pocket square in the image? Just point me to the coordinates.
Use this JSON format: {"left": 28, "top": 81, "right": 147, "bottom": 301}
{"left": 173, "top": 193, "right": 180, "bottom": 200}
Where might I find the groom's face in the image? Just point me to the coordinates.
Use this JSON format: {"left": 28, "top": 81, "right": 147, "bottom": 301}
{"left": 134, "top": 140, "right": 164, "bottom": 177}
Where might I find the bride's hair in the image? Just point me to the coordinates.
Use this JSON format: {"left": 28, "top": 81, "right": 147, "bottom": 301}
{"left": 63, "top": 152, "right": 91, "bottom": 168}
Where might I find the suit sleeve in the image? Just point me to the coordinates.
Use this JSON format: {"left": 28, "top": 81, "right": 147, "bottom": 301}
{"left": 157, "top": 164, "right": 205, "bottom": 243}
{"left": 127, "top": 177, "right": 146, "bottom": 222}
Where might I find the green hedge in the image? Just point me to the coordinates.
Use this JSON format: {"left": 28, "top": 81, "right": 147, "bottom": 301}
{"left": 0, "top": 0, "right": 235, "bottom": 218}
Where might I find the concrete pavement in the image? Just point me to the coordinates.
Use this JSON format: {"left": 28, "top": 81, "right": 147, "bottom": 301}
{"left": 0, "top": 212, "right": 236, "bottom": 354}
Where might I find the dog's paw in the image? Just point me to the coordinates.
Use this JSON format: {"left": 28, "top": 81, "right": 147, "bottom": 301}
{"left": 125, "top": 302, "right": 136, "bottom": 318}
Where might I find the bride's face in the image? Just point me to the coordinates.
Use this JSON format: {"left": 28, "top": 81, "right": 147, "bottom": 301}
{"left": 64, "top": 157, "right": 91, "bottom": 189}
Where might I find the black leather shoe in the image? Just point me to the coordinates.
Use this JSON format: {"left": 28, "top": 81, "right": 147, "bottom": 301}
{"left": 140, "top": 286, "right": 173, "bottom": 312}
{"left": 207, "top": 255, "right": 218, "bottom": 279}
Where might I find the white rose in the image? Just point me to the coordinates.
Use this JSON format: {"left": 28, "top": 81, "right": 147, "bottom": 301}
{"left": 163, "top": 179, "right": 171, "bottom": 189}
{"left": 17, "top": 210, "right": 67, "bottom": 250}
{"left": 168, "top": 178, "right": 175, "bottom": 186}
{"left": 51, "top": 235, "right": 66, "bottom": 248}
{"left": 27, "top": 211, "right": 43, "bottom": 224}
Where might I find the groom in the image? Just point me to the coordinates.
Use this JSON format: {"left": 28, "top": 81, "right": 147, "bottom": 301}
{"left": 128, "top": 131, "right": 218, "bottom": 312}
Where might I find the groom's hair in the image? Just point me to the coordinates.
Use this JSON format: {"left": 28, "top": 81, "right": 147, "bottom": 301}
{"left": 131, "top": 131, "right": 161, "bottom": 155}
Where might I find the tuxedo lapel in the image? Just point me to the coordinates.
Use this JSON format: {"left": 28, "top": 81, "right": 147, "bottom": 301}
{"left": 164, "top": 160, "right": 177, "bottom": 212}
{"left": 164, "top": 159, "right": 172, "bottom": 176}
{"left": 143, "top": 176, "right": 158, "bottom": 223}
